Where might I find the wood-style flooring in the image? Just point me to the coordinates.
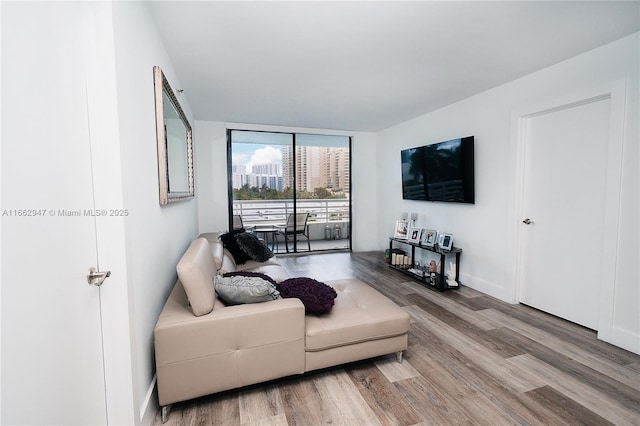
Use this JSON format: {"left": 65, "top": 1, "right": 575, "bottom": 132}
{"left": 155, "top": 251, "right": 640, "bottom": 425}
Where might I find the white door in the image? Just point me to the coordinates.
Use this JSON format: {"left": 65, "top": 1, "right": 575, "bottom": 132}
{"left": 1, "top": 2, "right": 108, "bottom": 424}
{"left": 519, "top": 97, "right": 610, "bottom": 330}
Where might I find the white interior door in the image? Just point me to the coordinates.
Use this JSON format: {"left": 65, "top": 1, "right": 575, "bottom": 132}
{"left": 519, "top": 97, "right": 610, "bottom": 330}
{"left": 1, "top": 2, "right": 108, "bottom": 424}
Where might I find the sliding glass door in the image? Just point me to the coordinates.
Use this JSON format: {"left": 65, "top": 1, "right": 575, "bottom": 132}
{"left": 292, "top": 134, "right": 350, "bottom": 252}
{"left": 228, "top": 130, "right": 351, "bottom": 253}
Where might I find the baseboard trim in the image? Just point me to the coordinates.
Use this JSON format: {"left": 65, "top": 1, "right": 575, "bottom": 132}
{"left": 460, "top": 273, "right": 512, "bottom": 303}
{"left": 598, "top": 325, "right": 640, "bottom": 355}
{"left": 139, "top": 374, "right": 158, "bottom": 425}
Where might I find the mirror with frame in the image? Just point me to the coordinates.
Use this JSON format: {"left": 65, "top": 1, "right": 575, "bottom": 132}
{"left": 153, "top": 65, "right": 194, "bottom": 205}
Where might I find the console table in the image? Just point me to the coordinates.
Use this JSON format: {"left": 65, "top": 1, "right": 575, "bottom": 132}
{"left": 388, "top": 237, "right": 462, "bottom": 291}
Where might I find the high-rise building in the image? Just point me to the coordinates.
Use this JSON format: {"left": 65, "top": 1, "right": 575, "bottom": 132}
{"left": 231, "top": 161, "right": 283, "bottom": 191}
{"left": 251, "top": 163, "right": 280, "bottom": 176}
{"left": 231, "top": 164, "right": 249, "bottom": 188}
{"left": 322, "top": 147, "right": 349, "bottom": 194}
{"left": 235, "top": 145, "right": 349, "bottom": 195}
{"left": 282, "top": 145, "right": 349, "bottom": 195}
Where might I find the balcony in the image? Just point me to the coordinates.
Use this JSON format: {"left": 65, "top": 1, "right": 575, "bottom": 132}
{"left": 232, "top": 199, "right": 350, "bottom": 253}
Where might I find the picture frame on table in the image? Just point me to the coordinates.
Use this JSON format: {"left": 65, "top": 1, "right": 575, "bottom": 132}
{"left": 393, "top": 220, "right": 409, "bottom": 239}
{"left": 438, "top": 233, "right": 454, "bottom": 251}
{"left": 408, "top": 227, "right": 421, "bottom": 243}
{"left": 421, "top": 229, "right": 438, "bottom": 248}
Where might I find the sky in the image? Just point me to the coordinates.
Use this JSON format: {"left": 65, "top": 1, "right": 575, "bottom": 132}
{"left": 232, "top": 143, "right": 283, "bottom": 173}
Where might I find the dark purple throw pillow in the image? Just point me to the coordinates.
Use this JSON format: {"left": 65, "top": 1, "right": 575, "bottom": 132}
{"left": 223, "top": 271, "right": 277, "bottom": 286}
{"left": 219, "top": 229, "right": 252, "bottom": 265}
{"left": 276, "top": 277, "right": 338, "bottom": 314}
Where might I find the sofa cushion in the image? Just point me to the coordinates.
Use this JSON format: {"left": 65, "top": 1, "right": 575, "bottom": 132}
{"left": 214, "top": 275, "right": 281, "bottom": 305}
{"left": 176, "top": 238, "right": 217, "bottom": 316}
{"left": 219, "top": 248, "right": 238, "bottom": 275}
{"left": 219, "top": 229, "right": 252, "bottom": 265}
{"left": 277, "top": 277, "right": 337, "bottom": 314}
{"left": 198, "top": 232, "right": 224, "bottom": 271}
{"left": 235, "top": 232, "right": 274, "bottom": 262}
{"left": 304, "top": 279, "right": 410, "bottom": 351}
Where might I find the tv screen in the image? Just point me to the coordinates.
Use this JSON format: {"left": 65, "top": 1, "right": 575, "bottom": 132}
{"left": 401, "top": 136, "right": 474, "bottom": 203}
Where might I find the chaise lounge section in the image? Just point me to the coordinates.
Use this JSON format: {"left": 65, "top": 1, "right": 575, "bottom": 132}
{"left": 154, "top": 232, "right": 410, "bottom": 422}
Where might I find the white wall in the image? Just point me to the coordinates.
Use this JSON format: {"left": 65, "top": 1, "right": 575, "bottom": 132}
{"left": 350, "top": 132, "right": 378, "bottom": 252}
{"left": 111, "top": 2, "right": 199, "bottom": 422}
{"left": 194, "top": 121, "right": 228, "bottom": 234}
{"left": 1, "top": 3, "right": 115, "bottom": 423}
{"left": 2, "top": 2, "right": 198, "bottom": 424}
{"left": 377, "top": 33, "right": 639, "bottom": 353}
{"left": 194, "top": 122, "right": 378, "bottom": 251}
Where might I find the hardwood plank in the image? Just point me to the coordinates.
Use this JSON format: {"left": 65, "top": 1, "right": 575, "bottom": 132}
{"left": 453, "top": 284, "right": 486, "bottom": 298}
{"left": 249, "top": 414, "right": 288, "bottom": 426}
{"left": 278, "top": 375, "right": 327, "bottom": 426}
{"left": 407, "top": 343, "right": 522, "bottom": 425}
{"left": 393, "top": 376, "right": 475, "bottom": 425}
{"left": 404, "top": 293, "right": 525, "bottom": 358}
{"left": 155, "top": 391, "right": 241, "bottom": 426}
{"left": 390, "top": 279, "right": 425, "bottom": 296}
{"left": 457, "top": 294, "right": 638, "bottom": 365}
{"left": 156, "top": 251, "right": 640, "bottom": 426}
{"left": 373, "top": 354, "right": 421, "bottom": 383}
{"left": 508, "top": 353, "right": 640, "bottom": 425}
{"left": 403, "top": 308, "right": 443, "bottom": 349}
{"left": 408, "top": 331, "right": 567, "bottom": 425}
{"left": 344, "top": 361, "right": 422, "bottom": 426}
{"left": 480, "top": 308, "right": 640, "bottom": 391}
{"left": 408, "top": 306, "right": 545, "bottom": 392}
{"left": 202, "top": 392, "right": 241, "bottom": 425}
{"left": 487, "top": 326, "right": 640, "bottom": 411}
{"left": 239, "top": 385, "right": 283, "bottom": 425}
{"left": 627, "top": 362, "right": 640, "bottom": 373}
{"left": 408, "top": 287, "right": 503, "bottom": 331}
{"left": 525, "top": 385, "right": 615, "bottom": 426}
{"left": 452, "top": 293, "right": 596, "bottom": 340}
{"left": 311, "top": 369, "right": 382, "bottom": 425}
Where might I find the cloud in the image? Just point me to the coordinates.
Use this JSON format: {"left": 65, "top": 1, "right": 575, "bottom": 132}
{"left": 232, "top": 152, "right": 251, "bottom": 165}
{"left": 246, "top": 146, "right": 282, "bottom": 173}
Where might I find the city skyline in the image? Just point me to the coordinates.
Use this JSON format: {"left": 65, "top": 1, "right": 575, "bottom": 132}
{"left": 232, "top": 143, "right": 349, "bottom": 195}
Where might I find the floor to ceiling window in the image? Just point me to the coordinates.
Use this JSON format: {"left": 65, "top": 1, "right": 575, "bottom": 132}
{"left": 228, "top": 130, "right": 351, "bottom": 253}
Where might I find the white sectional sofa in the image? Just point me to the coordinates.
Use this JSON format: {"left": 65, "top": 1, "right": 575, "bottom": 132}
{"left": 154, "top": 232, "right": 410, "bottom": 422}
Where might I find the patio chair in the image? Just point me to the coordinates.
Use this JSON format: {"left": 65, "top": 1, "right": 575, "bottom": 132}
{"left": 274, "top": 213, "right": 311, "bottom": 253}
{"left": 232, "top": 214, "right": 244, "bottom": 230}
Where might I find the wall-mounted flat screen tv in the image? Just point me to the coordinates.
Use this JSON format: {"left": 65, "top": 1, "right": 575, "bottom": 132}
{"left": 401, "top": 136, "right": 474, "bottom": 203}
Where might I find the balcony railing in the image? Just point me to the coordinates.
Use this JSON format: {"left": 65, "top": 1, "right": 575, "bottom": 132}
{"left": 233, "top": 198, "right": 349, "bottom": 226}
{"left": 232, "top": 199, "right": 350, "bottom": 246}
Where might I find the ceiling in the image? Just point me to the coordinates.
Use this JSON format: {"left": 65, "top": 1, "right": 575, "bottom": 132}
{"left": 147, "top": 1, "right": 639, "bottom": 132}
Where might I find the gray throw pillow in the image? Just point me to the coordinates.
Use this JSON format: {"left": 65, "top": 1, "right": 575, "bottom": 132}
{"left": 214, "top": 275, "right": 281, "bottom": 305}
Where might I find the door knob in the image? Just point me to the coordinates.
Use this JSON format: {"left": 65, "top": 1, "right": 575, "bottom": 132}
{"left": 87, "top": 267, "right": 111, "bottom": 286}
{"left": 522, "top": 218, "right": 534, "bottom": 225}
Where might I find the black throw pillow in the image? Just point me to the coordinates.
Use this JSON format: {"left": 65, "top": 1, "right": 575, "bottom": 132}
{"left": 235, "top": 232, "right": 274, "bottom": 262}
{"left": 219, "top": 229, "right": 252, "bottom": 265}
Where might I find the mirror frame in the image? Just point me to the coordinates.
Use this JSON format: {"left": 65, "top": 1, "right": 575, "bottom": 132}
{"left": 153, "top": 65, "right": 194, "bottom": 205}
